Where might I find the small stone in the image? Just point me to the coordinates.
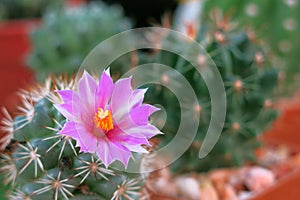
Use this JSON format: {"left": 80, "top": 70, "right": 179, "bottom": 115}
{"left": 200, "top": 181, "right": 219, "bottom": 200}
{"left": 209, "top": 169, "right": 233, "bottom": 186}
{"left": 238, "top": 191, "right": 253, "bottom": 200}
{"left": 175, "top": 176, "right": 201, "bottom": 200}
{"left": 245, "top": 167, "right": 275, "bottom": 192}
{"left": 221, "top": 184, "right": 238, "bottom": 200}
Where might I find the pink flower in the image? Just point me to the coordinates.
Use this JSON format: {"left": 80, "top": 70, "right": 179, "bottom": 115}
{"left": 54, "top": 69, "right": 161, "bottom": 167}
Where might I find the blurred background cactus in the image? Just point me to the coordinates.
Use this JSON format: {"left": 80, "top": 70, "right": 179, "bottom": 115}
{"left": 0, "top": 76, "right": 146, "bottom": 200}
{"left": 203, "top": 0, "right": 300, "bottom": 94}
{"left": 27, "top": 2, "right": 132, "bottom": 79}
{"left": 135, "top": 13, "right": 280, "bottom": 172}
{"left": 0, "top": 0, "right": 63, "bottom": 20}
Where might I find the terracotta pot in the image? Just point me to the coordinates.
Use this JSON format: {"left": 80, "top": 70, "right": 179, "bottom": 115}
{"left": 0, "top": 19, "right": 38, "bottom": 114}
{"left": 67, "top": 0, "right": 87, "bottom": 7}
{"left": 262, "top": 93, "right": 300, "bottom": 152}
{"left": 253, "top": 93, "right": 300, "bottom": 199}
{"left": 251, "top": 169, "right": 300, "bottom": 200}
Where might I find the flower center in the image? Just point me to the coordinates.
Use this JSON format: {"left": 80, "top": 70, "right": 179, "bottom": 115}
{"left": 94, "top": 108, "right": 114, "bottom": 131}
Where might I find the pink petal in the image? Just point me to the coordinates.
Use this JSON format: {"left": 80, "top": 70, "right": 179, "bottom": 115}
{"left": 54, "top": 104, "right": 74, "bottom": 120}
{"left": 75, "top": 139, "right": 88, "bottom": 152}
{"left": 57, "top": 90, "right": 73, "bottom": 103}
{"left": 95, "top": 69, "right": 114, "bottom": 109}
{"left": 78, "top": 71, "right": 97, "bottom": 113}
{"left": 58, "top": 120, "right": 97, "bottom": 153}
{"left": 117, "top": 104, "right": 159, "bottom": 129}
{"left": 130, "top": 88, "right": 147, "bottom": 108}
{"left": 124, "top": 124, "right": 163, "bottom": 139}
{"left": 107, "top": 127, "right": 150, "bottom": 146}
{"left": 58, "top": 121, "right": 87, "bottom": 151}
{"left": 76, "top": 123, "right": 98, "bottom": 153}
{"left": 57, "top": 90, "right": 82, "bottom": 105}
{"left": 58, "top": 121, "right": 79, "bottom": 138}
{"left": 105, "top": 125, "right": 150, "bottom": 154}
{"left": 54, "top": 102, "right": 84, "bottom": 122}
{"left": 55, "top": 90, "right": 86, "bottom": 120}
{"left": 130, "top": 104, "right": 160, "bottom": 124}
{"left": 111, "top": 77, "right": 133, "bottom": 122}
{"left": 123, "top": 144, "right": 148, "bottom": 153}
{"left": 118, "top": 134, "right": 150, "bottom": 145}
{"left": 96, "top": 139, "right": 131, "bottom": 167}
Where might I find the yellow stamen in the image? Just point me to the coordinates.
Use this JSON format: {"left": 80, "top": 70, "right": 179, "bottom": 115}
{"left": 94, "top": 108, "right": 114, "bottom": 131}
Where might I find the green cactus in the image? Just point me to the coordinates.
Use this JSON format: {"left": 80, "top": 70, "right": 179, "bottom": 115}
{"left": 28, "top": 2, "right": 132, "bottom": 80}
{"left": 203, "top": 0, "right": 300, "bottom": 94}
{"left": 0, "top": 77, "right": 146, "bottom": 200}
{"left": 136, "top": 14, "right": 280, "bottom": 172}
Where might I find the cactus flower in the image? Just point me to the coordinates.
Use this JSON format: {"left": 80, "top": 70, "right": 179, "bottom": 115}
{"left": 55, "top": 69, "right": 161, "bottom": 167}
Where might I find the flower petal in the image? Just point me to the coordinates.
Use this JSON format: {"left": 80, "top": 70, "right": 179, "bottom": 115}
{"left": 58, "top": 121, "right": 79, "bottom": 138}
{"left": 111, "top": 77, "right": 133, "bottom": 122}
{"left": 131, "top": 104, "right": 159, "bottom": 124}
{"left": 54, "top": 104, "right": 74, "bottom": 120}
{"left": 117, "top": 104, "right": 159, "bottom": 129}
{"left": 55, "top": 90, "right": 86, "bottom": 120}
{"left": 107, "top": 127, "right": 150, "bottom": 146}
{"left": 123, "top": 144, "right": 148, "bottom": 153}
{"left": 95, "top": 69, "right": 114, "bottom": 109}
{"left": 124, "top": 124, "right": 163, "bottom": 139}
{"left": 105, "top": 125, "right": 150, "bottom": 155}
{"left": 130, "top": 88, "right": 148, "bottom": 108}
{"left": 96, "top": 139, "right": 131, "bottom": 167}
{"left": 57, "top": 90, "right": 73, "bottom": 103}
{"left": 78, "top": 71, "right": 97, "bottom": 113}
{"left": 58, "top": 121, "right": 87, "bottom": 151}
{"left": 76, "top": 124, "right": 98, "bottom": 153}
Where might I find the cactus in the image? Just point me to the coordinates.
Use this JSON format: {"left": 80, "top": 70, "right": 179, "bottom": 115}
{"left": 203, "top": 0, "right": 300, "bottom": 94}
{"left": 0, "top": 0, "right": 63, "bottom": 20}
{"left": 28, "top": 2, "right": 132, "bottom": 80}
{"left": 136, "top": 13, "right": 280, "bottom": 172}
{"left": 0, "top": 74, "right": 151, "bottom": 200}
